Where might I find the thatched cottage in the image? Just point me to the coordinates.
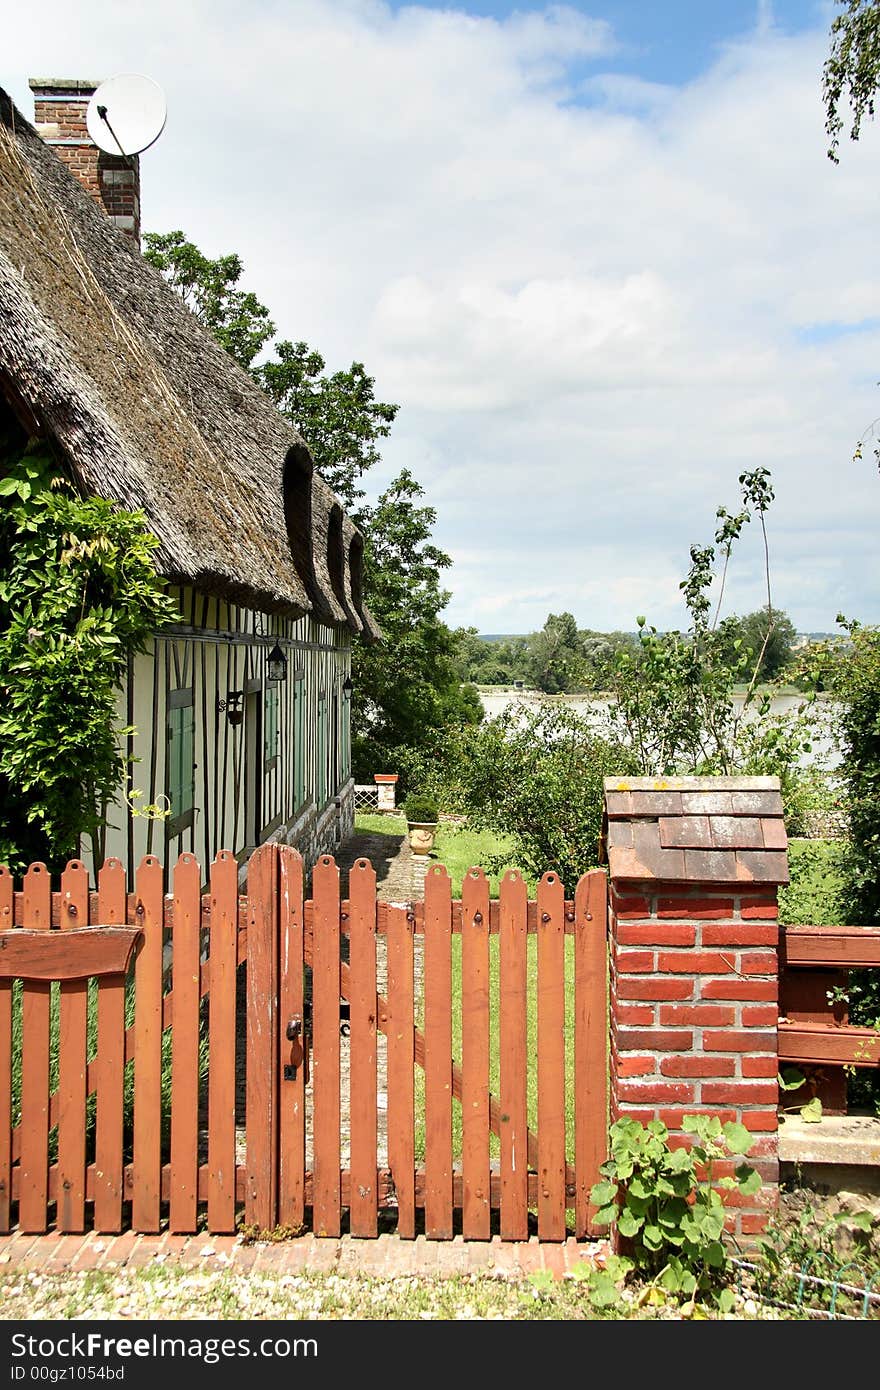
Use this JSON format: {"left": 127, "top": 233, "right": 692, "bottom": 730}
{"left": 0, "top": 80, "right": 378, "bottom": 883}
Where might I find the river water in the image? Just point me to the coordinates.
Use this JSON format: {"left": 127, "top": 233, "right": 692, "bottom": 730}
{"left": 477, "top": 690, "right": 841, "bottom": 770}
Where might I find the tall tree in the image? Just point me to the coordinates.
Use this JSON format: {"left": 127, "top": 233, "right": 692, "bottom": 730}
{"left": 352, "top": 470, "right": 481, "bottom": 775}
{"left": 821, "top": 4, "right": 880, "bottom": 472}
{"left": 257, "top": 341, "right": 398, "bottom": 514}
{"left": 527, "top": 612, "right": 585, "bottom": 694}
{"left": 719, "top": 609, "right": 798, "bottom": 684}
{"left": 146, "top": 230, "right": 480, "bottom": 771}
{"left": 143, "top": 231, "right": 275, "bottom": 369}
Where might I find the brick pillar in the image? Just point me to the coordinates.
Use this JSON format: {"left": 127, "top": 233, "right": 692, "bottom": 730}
{"left": 374, "top": 774, "right": 398, "bottom": 811}
{"left": 603, "top": 776, "right": 789, "bottom": 1241}
{"left": 29, "top": 79, "right": 141, "bottom": 243}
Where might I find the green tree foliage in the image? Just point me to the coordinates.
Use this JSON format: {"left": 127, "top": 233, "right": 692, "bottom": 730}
{"left": 821, "top": 5, "right": 880, "bottom": 470}
{"left": 146, "top": 231, "right": 481, "bottom": 772}
{"left": 606, "top": 470, "right": 820, "bottom": 825}
{"left": 830, "top": 618, "right": 880, "bottom": 927}
{"left": 350, "top": 469, "right": 482, "bottom": 780}
{"left": 453, "top": 623, "right": 637, "bottom": 691}
{"left": 257, "top": 340, "right": 398, "bottom": 514}
{"left": 526, "top": 611, "right": 585, "bottom": 693}
{"left": 143, "top": 231, "right": 275, "bottom": 369}
{"left": 823, "top": 0, "right": 880, "bottom": 162}
{"left": 0, "top": 449, "right": 177, "bottom": 872}
{"left": 429, "top": 704, "right": 635, "bottom": 891}
{"left": 718, "top": 608, "right": 797, "bottom": 683}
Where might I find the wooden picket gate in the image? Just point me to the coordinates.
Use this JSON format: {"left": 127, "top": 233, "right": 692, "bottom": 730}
{"left": 0, "top": 843, "right": 608, "bottom": 1240}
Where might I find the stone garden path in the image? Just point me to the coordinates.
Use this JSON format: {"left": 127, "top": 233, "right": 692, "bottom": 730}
{"left": 314, "top": 821, "right": 430, "bottom": 1169}
{"left": 229, "top": 819, "right": 428, "bottom": 1171}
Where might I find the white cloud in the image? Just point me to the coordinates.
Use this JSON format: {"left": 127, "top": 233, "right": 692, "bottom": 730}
{"left": 3, "top": 1, "right": 880, "bottom": 634}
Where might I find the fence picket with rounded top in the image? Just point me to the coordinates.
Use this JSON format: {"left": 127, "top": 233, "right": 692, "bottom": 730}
{"left": 312, "top": 854, "right": 341, "bottom": 1237}
{"left": 461, "top": 866, "right": 490, "bottom": 1240}
{"left": 19, "top": 864, "right": 51, "bottom": 1233}
{"left": 133, "top": 855, "right": 164, "bottom": 1233}
{"left": 424, "top": 864, "right": 453, "bottom": 1239}
{"left": 499, "top": 868, "right": 529, "bottom": 1241}
{"left": 278, "top": 846, "right": 306, "bottom": 1232}
{"left": 537, "top": 870, "right": 566, "bottom": 1242}
{"left": 57, "top": 859, "right": 89, "bottom": 1233}
{"left": 208, "top": 850, "right": 238, "bottom": 1233}
{"left": 575, "top": 869, "right": 608, "bottom": 1238}
{"left": 0, "top": 865, "right": 11, "bottom": 1232}
{"left": 169, "top": 853, "right": 200, "bottom": 1233}
{"left": 386, "top": 904, "right": 415, "bottom": 1238}
{"left": 348, "top": 858, "right": 378, "bottom": 1238}
{"left": 94, "top": 858, "right": 127, "bottom": 1233}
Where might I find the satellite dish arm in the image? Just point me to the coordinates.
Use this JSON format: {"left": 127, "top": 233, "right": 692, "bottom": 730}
{"left": 96, "top": 104, "right": 133, "bottom": 164}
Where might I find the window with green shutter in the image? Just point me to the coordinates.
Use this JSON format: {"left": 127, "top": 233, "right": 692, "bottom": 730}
{"left": 264, "top": 683, "right": 279, "bottom": 774}
{"left": 317, "top": 691, "right": 328, "bottom": 807}
{"left": 293, "top": 674, "right": 305, "bottom": 810}
{"left": 166, "top": 688, "right": 195, "bottom": 838}
{"left": 341, "top": 678, "right": 351, "bottom": 782}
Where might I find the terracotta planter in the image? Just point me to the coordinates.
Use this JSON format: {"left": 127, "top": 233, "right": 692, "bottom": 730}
{"left": 407, "top": 822, "right": 438, "bottom": 856}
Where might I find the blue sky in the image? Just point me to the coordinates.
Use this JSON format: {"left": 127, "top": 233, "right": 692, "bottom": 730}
{"left": 389, "top": 1, "right": 829, "bottom": 85}
{"left": 4, "top": 1, "right": 879, "bottom": 636}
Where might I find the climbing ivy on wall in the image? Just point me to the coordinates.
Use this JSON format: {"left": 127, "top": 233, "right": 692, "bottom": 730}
{"left": 0, "top": 447, "right": 177, "bottom": 873}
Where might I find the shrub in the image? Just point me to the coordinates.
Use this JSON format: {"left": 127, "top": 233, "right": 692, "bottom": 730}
{"left": 402, "top": 794, "right": 439, "bottom": 824}
{"left": 831, "top": 620, "right": 880, "bottom": 926}
{"left": 450, "top": 703, "right": 635, "bottom": 891}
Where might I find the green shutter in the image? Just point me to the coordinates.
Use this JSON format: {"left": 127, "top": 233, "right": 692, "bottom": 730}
{"left": 294, "top": 677, "right": 305, "bottom": 809}
{"left": 167, "top": 695, "right": 195, "bottom": 835}
{"left": 264, "top": 684, "right": 279, "bottom": 771}
{"left": 317, "top": 692, "right": 327, "bottom": 807}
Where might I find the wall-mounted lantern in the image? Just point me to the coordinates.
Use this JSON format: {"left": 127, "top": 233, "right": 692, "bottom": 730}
{"left": 267, "top": 642, "right": 288, "bottom": 683}
{"left": 342, "top": 675, "right": 353, "bottom": 696}
{"left": 218, "top": 690, "right": 244, "bottom": 727}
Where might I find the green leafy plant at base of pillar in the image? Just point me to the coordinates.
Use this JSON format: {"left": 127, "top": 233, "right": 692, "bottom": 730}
{"left": 589, "top": 1115, "right": 762, "bottom": 1316}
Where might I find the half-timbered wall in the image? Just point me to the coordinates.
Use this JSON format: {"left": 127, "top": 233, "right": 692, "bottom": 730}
{"left": 89, "top": 586, "right": 353, "bottom": 885}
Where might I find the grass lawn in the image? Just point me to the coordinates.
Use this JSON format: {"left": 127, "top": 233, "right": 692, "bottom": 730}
{"left": 354, "top": 812, "right": 534, "bottom": 897}
{"left": 778, "top": 837, "right": 847, "bottom": 926}
{"left": 354, "top": 813, "right": 581, "bottom": 1176}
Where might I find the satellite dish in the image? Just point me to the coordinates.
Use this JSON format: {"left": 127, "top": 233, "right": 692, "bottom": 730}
{"left": 86, "top": 74, "right": 166, "bottom": 157}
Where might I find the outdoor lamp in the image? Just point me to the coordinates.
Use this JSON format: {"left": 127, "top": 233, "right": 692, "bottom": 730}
{"left": 267, "top": 642, "right": 288, "bottom": 682}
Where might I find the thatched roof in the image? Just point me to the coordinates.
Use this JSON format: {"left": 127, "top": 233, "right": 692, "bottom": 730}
{"left": 0, "top": 88, "right": 378, "bottom": 636}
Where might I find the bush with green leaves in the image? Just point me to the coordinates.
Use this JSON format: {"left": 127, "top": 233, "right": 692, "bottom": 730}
{"left": 605, "top": 469, "right": 824, "bottom": 829}
{"left": 0, "top": 449, "right": 177, "bottom": 872}
{"left": 590, "top": 1115, "right": 762, "bottom": 1314}
{"left": 830, "top": 619, "right": 880, "bottom": 928}
{"left": 401, "top": 794, "right": 439, "bottom": 824}
{"left": 442, "top": 703, "right": 636, "bottom": 892}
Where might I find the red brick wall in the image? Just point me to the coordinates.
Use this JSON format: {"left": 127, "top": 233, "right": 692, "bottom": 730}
{"left": 609, "top": 881, "right": 779, "bottom": 1239}
{"left": 30, "top": 81, "right": 141, "bottom": 243}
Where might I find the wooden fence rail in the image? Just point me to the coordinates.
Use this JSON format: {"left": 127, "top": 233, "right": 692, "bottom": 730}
{"left": 779, "top": 922, "right": 880, "bottom": 1113}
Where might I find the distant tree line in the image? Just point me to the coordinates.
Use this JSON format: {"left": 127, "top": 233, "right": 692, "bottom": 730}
{"left": 454, "top": 608, "right": 798, "bottom": 694}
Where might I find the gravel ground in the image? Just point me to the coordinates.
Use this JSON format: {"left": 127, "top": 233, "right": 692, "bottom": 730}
{"left": 0, "top": 1264, "right": 775, "bottom": 1321}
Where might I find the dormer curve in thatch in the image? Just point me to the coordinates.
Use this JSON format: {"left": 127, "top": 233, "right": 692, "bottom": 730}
{"left": 0, "top": 87, "right": 378, "bottom": 637}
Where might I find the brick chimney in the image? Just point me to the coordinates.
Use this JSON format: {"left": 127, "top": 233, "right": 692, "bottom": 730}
{"left": 29, "top": 78, "right": 141, "bottom": 243}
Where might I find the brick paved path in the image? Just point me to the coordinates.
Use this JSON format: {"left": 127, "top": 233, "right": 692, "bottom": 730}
{"left": 0, "top": 1229, "right": 607, "bottom": 1280}
{"left": 315, "top": 821, "right": 429, "bottom": 1168}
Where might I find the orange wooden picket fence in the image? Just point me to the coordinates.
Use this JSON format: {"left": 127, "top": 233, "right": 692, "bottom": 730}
{"left": 0, "top": 844, "right": 609, "bottom": 1240}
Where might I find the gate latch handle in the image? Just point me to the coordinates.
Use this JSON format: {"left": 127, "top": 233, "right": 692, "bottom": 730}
{"left": 286, "top": 1016, "right": 302, "bottom": 1041}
